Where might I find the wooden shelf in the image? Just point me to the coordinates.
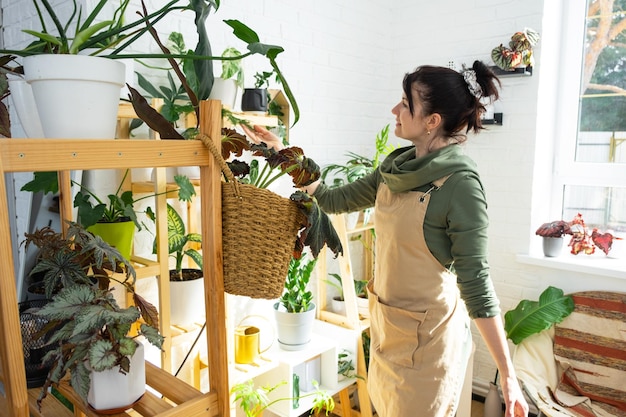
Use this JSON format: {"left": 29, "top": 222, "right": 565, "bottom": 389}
{"left": 0, "top": 100, "right": 229, "bottom": 417}
{"left": 36, "top": 362, "right": 219, "bottom": 417}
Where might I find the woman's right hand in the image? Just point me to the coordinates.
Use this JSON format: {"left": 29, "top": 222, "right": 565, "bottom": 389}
{"left": 241, "top": 125, "right": 284, "bottom": 151}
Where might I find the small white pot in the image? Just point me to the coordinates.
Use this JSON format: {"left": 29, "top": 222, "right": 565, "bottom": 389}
{"left": 356, "top": 295, "right": 369, "bottom": 318}
{"left": 209, "top": 78, "right": 239, "bottom": 109}
{"left": 542, "top": 237, "right": 563, "bottom": 257}
{"left": 170, "top": 271, "right": 205, "bottom": 326}
{"left": 88, "top": 342, "right": 145, "bottom": 412}
{"left": 274, "top": 302, "right": 316, "bottom": 351}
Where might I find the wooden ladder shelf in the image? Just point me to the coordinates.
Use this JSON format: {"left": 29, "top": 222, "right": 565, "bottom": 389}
{"left": 0, "top": 101, "right": 229, "bottom": 416}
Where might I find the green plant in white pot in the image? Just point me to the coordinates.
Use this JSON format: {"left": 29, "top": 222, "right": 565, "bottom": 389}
{"left": 209, "top": 47, "right": 244, "bottom": 109}
{"left": 23, "top": 223, "right": 164, "bottom": 412}
{"left": 148, "top": 203, "right": 204, "bottom": 326}
{"left": 274, "top": 255, "right": 318, "bottom": 351}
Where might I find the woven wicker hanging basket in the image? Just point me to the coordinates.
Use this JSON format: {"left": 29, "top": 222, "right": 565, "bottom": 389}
{"left": 200, "top": 134, "right": 306, "bottom": 299}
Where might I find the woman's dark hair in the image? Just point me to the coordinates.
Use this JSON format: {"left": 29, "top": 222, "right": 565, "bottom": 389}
{"left": 402, "top": 60, "right": 501, "bottom": 138}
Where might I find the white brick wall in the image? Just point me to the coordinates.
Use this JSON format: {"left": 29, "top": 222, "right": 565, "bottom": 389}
{"left": 2, "top": 0, "right": 623, "bottom": 400}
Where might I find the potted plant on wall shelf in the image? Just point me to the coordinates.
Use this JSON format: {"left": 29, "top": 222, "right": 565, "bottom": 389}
{"left": 274, "top": 255, "right": 318, "bottom": 351}
{"left": 22, "top": 223, "right": 164, "bottom": 413}
{"left": 325, "top": 273, "right": 368, "bottom": 317}
{"left": 148, "top": 203, "right": 204, "bottom": 326}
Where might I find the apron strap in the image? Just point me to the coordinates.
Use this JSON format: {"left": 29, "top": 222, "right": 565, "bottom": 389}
{"left": 419, "top": 174, "right": 453, "bottom": 202}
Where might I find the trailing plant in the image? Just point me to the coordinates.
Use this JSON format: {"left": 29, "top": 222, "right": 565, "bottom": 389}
{"left": 220, "top": 127, "right": 342, "bottom": 259}
{"left": 148, "top": 203, "right": 203, "bottom": 280}
{"left": 504, "top": 286, "right": 575, "bottom": 345}
{"left": 279, "top": 255, "right": 317, "bottom": 313}
{"left": 231, "top": 379, "right": 335, "bottom": 417}
{"left": 22, "top": 223, "right": 164, "bottom": 407}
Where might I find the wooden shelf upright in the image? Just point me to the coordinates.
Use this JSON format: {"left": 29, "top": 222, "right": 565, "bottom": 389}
{"left": 316, "top": 213, "right": 374, "bottom": 417}
{"left": 0, "top": 100, "right": 229, "bottom": 416}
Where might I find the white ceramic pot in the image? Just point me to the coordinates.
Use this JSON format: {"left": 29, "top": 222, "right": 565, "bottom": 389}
{"left": 208, "top": 78, "right": 239, "bottom": 109}
{"left": 23, "top": 54, "right": 125, "bottom": 139}
{"left": 356, "top": 295, "right": 369, "bottom": 318}
{"left": 542, "top": 237, "right": 563, "bottom": 257}
{"left": 6, "top": 74, "right": 44, "bottom": 137}
{"left": 170, "top": 270, "right": 205, "bottom": 326}
{"left": 88, "top": 342, "right": 145, "bottom": 412}
{"left": 274, "top": 302, "right": 316, "bottom": 351}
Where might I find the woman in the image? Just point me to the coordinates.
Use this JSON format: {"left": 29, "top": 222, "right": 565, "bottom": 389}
{"left": 244, "top": 60, "right": 528, "bottom": 417}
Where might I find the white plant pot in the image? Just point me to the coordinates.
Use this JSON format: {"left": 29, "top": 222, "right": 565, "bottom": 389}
{"left": 542, "top": 237, "right": 563, "bottom": 257}
{"left": 170, "top": 273, "right": 205, "bottom": 326}
{"left": 23, "top": 54, "right": 125, "bottom": 139}
{"left": 356, "top": 296, "right": 369, "bottom": 318}
{"left": 6, "top": 74, "right": 44, "bottom": 137}
{"left": 88, "top": 342, "right": 145, "bottom": 412}
{"left": 274, "top": 302, "right": 316, "bottom": 351}
{"left": 331, "top": 297, "right": 346, "bottom": 315}
{"left": 208, "top": 78, "right": 239, "bottom": 109}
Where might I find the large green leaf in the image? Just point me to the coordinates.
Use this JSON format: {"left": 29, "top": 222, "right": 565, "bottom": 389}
{"left": 504, "top": 286, "right": 575, "bottom": 344}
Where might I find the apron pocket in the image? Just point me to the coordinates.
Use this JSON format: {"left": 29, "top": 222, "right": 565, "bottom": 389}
{"left": 369, "top": 283, "right": 427, "bottom": 368}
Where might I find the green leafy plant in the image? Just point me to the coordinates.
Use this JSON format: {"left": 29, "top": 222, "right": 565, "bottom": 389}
{"left": 491, "top": 28, "right": 540, "bottom": 70}
{"left": 0, "top": 0, "right": 184, "bottom": 57}
{"left": 21, "top": 170, "right": 195, "bottom": 230}
{"left": 279, "top": 255, "right": 317, "bottom": 313}
{"left": 325, "top": 273, "right": 368, "bottom": 301}
{"left": 504, "top": 286, "right": 575, "bottom": 345}
{"left": 220, "top": 47, "right": 244, "bottom": 88}
{"left": 321, "top": 124, "right": 393, "bottom": 188}
{"left": 22, "top": 223, "right": 164, "bottom": 407}
{"left": 231, "top": 379, "right": 335, "bottom": 417}
{"left": 147, "top": 203, "right": 202, "bottom": 280}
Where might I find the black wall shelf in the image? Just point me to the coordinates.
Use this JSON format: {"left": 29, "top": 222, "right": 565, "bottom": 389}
{"left": 482, "top": 112, "right": 503, "bottom": 125}
{"left": 489, "top": 65, "right": 533, "bottom": 77}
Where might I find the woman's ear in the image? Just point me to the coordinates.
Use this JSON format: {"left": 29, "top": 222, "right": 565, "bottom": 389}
{"left": 426, "top": 113, "right": 442, "bottom": 131}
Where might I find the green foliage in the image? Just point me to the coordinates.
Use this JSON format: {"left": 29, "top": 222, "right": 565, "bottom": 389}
{"left": 23, "top": 222, "right": 164, "bottom": 408}
{"left": 220, "top": 47, "right": 244, "bottom": 88}
{"left": 0, "top": 0, "right": 185, "bottom": 56}
{"left": 231, "top": 379, "right": 334, "bottom": 417}
{"left": 21, "top": 170, "right": 195, "bottom": 230}
{"left": 504, "top": 286, "right": 575, "bottom": 345}
{"left": 279, "top": 255, "right": 317, "bottom": 313}
{"left": 147, "top": 203, "right": 202, "bottom": 277}
{"left": 321, "top": 124, "right": 393, "bottom": 188}
{"left": 325, "top": 273, "right": 368, "bottom": 301}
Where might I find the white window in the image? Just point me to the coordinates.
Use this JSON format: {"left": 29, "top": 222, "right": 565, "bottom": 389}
{"left": 555, "top": 0, "right": 626, "bottom": 233}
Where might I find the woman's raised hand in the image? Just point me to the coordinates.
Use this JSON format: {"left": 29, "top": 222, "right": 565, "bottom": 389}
{"left": 241, "top": 125, "right": 284, "bottom": 151}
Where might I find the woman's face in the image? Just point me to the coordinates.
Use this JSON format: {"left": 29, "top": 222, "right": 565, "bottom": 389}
{"left": 391, "top": 87, "right": 429, "bottom": 142}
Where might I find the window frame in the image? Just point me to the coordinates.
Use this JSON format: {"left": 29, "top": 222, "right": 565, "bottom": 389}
{"left": 552, "top": 0, "right": 626, "bottom": 223}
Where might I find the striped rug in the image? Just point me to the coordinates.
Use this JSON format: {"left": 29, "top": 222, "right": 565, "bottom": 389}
{"left": 553, "top": 291, "right": 626, "bottom": 417}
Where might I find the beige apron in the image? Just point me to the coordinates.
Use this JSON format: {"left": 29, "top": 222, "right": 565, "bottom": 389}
{"left": 367, "top": 179, "right": 471, "bottom": 417}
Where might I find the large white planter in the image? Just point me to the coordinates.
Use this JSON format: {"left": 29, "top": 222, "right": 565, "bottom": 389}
{"left": 88, "top": 342, "right": 145, "bottom": 412}
{"left": 274, "top": 302, "right": 316, "bottom": 351}
{"left": 23, "top": 54, "right": 125, "bottom": 139}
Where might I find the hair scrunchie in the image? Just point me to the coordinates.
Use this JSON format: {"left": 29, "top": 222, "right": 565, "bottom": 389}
{"left": 461, "top": 68, "right": 482, "bottom": 98}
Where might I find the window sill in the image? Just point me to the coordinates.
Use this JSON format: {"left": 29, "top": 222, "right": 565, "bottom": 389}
{"left": 516, "top": 253, "right": 626, "bottom": 280}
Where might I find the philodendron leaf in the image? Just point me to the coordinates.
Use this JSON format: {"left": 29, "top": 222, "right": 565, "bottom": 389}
{"left": 504, "top": 286, "right": 575, "bottom": 344}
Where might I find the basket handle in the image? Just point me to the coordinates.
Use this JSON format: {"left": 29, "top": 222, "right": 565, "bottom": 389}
{"left": 198, "top": 133, "right": 240, "bottom": 197}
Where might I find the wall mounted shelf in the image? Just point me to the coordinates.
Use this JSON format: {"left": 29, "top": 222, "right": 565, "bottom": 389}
{"left": 490, "top": 65, "right": 533, "bottom": 77}
{"left": 482, "top": 112, "right": 503, "bottom": 125}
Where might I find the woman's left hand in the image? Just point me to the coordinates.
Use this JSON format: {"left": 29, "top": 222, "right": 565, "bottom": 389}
{"left": 501, "top": 375, "right": 529, "bottom": 417}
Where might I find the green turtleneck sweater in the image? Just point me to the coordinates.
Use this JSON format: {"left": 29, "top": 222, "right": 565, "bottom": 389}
{"left": 314, "top": 144, "right": 500, "bottom": 319}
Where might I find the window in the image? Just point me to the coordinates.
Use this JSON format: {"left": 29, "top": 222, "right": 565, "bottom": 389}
{"left": 555, "top": 0, "right": 626, "bottom": 233}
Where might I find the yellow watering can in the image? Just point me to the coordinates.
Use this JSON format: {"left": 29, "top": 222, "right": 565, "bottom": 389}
{"left": 234, "top": 315, "right": 274, "bottom": 365}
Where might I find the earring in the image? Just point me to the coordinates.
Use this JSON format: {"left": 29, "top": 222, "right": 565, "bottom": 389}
{"left": 427, "top": 130, "right": 431, "bottom": 135}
